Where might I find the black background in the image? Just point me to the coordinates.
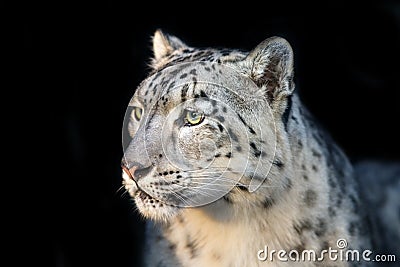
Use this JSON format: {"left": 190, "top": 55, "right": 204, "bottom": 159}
{"left": 24, "top": 2, "right": 399, "bottom": 267}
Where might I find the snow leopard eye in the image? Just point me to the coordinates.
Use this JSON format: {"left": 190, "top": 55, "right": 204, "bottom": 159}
{"left": 184, "top": 110, "right": 204, "bottom": 126}
{"left": 133, "top": 106, "right": 143, "bottom": 121}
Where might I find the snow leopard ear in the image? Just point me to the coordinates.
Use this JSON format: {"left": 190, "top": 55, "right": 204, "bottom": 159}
{"left": 242, "top": 37, "right": 294, "bottom": 102}
{"left": 151, "top": 29, "right": 188, "bottom": 68}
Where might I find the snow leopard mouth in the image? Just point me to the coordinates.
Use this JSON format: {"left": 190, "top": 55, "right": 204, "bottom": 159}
{"left": 134, "top": 186, "right": 180, "bottom": 209}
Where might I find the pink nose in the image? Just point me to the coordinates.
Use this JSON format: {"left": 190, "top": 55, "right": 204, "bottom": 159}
{"left": 122, "top": 165, "right": 137, "bottom": 181}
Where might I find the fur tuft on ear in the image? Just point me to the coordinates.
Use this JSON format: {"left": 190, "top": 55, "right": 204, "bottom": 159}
{"left": 239, "top": 37, "right": 294, "bottom": 102}
{"left": 151, "top": 30, "right": 188, "bottom": 69}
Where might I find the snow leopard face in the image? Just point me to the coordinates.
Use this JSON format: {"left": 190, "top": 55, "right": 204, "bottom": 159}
{"left": 122, "top": 30, "right": 294, "bottom": 221}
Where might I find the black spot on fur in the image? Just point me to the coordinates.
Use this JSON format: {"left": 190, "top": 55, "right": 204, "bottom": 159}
{"left": 228, "top": 128, "right": 238, "bottom": 142}
{"left": 168, "top": 81, "right": 176, "bottom": 90}
{"left": 211, "top": 99, "right": 217, "bottom": 106}
{"left": 189, "top": 69, "right": 197, "bottom": 75}
{"left": 253, "top": 150, "right": 262, "bottom": 158}
{"left": 294, "top": 220, "right": 313, "bottom": 235}
{"left": 284, "top": 177, "right": 293, "bottom": 191}
{"left": 335, "top": 171, "right": 347, "bottom": 194}
{"left": 250, "top": 142, "right": 261, "bottom": 157}
{"left": 221, "top": 50, "right": 231, "bottom": 56}
{"left": 349, "top": 221, "right": 357, "bottom": 235}
{"left": 249, "top": 142, "right": 257, "bottom": 150}
{"left": 185, "top": 236, "right": 199, "bottom": 259}
{"left": 311, "top": 149, "right": 322, "bottom": 159}
{"left": 294, "top": 243, "right": 305, "bottom": 253}
{"left": 248, "top": 127, "right": 256, "bottom": 134}
{"left": 298, "top": 140, "right": 303, "bottom": 148}
{"left": 282, "top": 96, "right": 292, "bottom": 131}
{"left": 313, "top": 133, "right": 324, "bottom": 147}
{"left": 238, "top": 114, "right": 256, "bottom": 134}
{"left": 236, "top": 184, "right": 247, "bottom": 191}
{"left": 263, "top": 197, "right": 275, "bottom": 209}
{"left": 222, "top": 106, "right": 227, "bottom": 113}
{"left": 225, "top": 152, "right": 232, "bottom": 158}
{"left": 223, "top": 195, "right": 232, "bottom": 204}
{"left": 180, "top": 73, "right": 188, "bottom": 79}
{"left": 235, "top": 146, "right": 242, "bottom": 152}
{"left": 211, "top": 108, "right": 219, "bottom": 115}
{"left": 328, "top": 175, "right": 337, "bottom": 188}
{"left": 168, "top": 64, "right": 186, "bottom": 77}
{"left": 304, "top": 189, "right": 318, "bottom": 207}
{"left": 315, "top": 218, "right": 327, "bottom": 237}
{"left": 272, "top": 159, "right": 284, "bottom": 169}
{"left": 152, "top": 71, "right": 162, "bottom": 81}
{"left": 216, "top": 115, "right": 225, "bottom": 122}
{"left": 321, "top": 241, "right": 330, "bottom": 251}
{"left": 204, "top": 67, "right": 211, "bottom": 72}
{"left": 168, "top": 243, "right": 176, "bottom": 251}
{"left": 161, "top": 79, "right": 169, "bottom": 88}
{"left": 312, "top": 165, "right": 318, "bottom": 172}
{"left": 336, "top": 196, "right": 342, "bottom": 207}
{"left": 216, "top": 142, "right": 224, "bottom": 149}
{"left": 200, "top": 90, "right": 208, "bottom": 98}
{"left": 217, "top": 124, "right": 224, "bottom": 132}
{"left": 303, "top": 175, "right": 308, "bottom": 181}
{"left": 349, "top": 194, "right": 359, "bottom": 212}
{"left": 181, "top": 84, "right": 189, "bottom": 102}
{"left": 328, "top": 206, "right": 336, "bottom": 217}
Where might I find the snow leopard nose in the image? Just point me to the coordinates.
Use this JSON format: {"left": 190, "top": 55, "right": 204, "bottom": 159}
{"left": 121, "top": 161, "right": 153, "bottom": 181}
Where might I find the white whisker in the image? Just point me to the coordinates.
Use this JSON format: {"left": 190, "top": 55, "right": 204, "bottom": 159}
{"left": 115, "top": 185, "right": 126, "bottom": 194}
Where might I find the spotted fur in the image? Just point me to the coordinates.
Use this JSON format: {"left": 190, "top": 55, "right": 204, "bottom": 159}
{"left": 122, "top": 30, "right": 400, "bottom": 267}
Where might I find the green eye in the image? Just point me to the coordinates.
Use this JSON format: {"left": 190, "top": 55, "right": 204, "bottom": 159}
{"left": 133, "top": 107, "right": 143, "bottom": 121}
{"left": 185, "top": 110, "right": 204, "bottom": 126}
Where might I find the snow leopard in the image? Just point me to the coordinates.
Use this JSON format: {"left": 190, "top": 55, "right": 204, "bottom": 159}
{"left": 121, "top": 30, "right": 400, "bottom": 266}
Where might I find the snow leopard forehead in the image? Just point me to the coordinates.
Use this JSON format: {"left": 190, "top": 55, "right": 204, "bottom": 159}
{"left": 132, "top": 61, "right": 265, "bottom": 110}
